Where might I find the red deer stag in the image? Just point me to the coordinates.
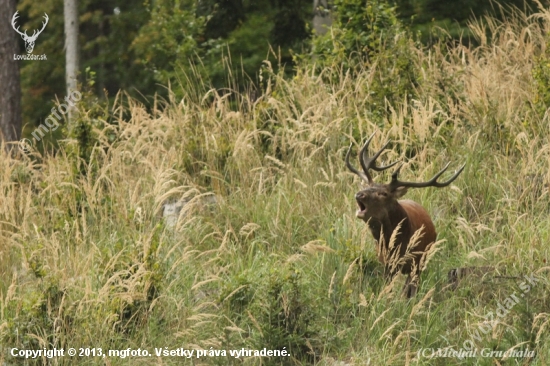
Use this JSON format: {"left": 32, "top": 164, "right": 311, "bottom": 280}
{"left": 346, "top": 133, "right": 464, "bottom": 297}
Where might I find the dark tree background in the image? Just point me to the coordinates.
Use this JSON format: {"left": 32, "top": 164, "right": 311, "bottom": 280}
{"left": 9, "top": 0, "right": 547, "bottom": 140}
{"left": 395, "top": 0, "right": 544, "bottom": 41}
{"left": 0, "top": 0, "right": 22, "bottom": 145}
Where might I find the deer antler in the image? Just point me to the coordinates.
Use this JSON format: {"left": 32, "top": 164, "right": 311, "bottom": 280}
{"left": 11, "top": 12, "right": 49, "bottom": 39}
{"left": 11, "top": 11, "right": 27, "bottom": 37}
{"left": 32, "top": 13, "right": 49, "bottom": 39}
{"left": 11, "top": 11, "right": 49, "bottom": 53}
{"left": 346, "top": 132, "right": 399, "bottom": 184}
{"left": 389, "top": 162, "right": 465, "bottom": 190}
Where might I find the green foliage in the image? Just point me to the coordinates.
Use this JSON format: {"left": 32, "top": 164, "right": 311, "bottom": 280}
{"left": 221, "top": 260, "right": 316, "bottom": 363}
{"left": 62, "top": 68, "right": 110, "bottom": 175}
{"left": 367, "top": 32, "right": 420, "bottom": 114}
{"left": 311, "top": 0, "right": 402, "bottom": 68}
{"left": 17, "top": 0, "right": 152, "bottom": 132}
{"left": 106, "top": 226, "right": 165, "bottom": 334}
{"left": 131, "top": 0, "right": 211, "bottom": 88}
{"left": 310, "top": 0, "right": 420, "bottom": 116}
{"left": 79, "top": 0, "right": 152, "bottom": 96}
{"left": 17, "top": 0, "right": 312, "bottom": 142}
{"left": 132, "top": 0, "right": 311, "bottom": 95}
{"left": 256, "top": 264, "right": 314, "bottom": 360}
{"left": 394, "top": 0, "right": 541, "bottom": 43}
{"left": 198, "top": 0, "right": 311, "bottom": 86}
{"left": 208, "top": 13, "right": 275, "bottom": 87}
{"left": 2, "top": 280, "right": 72, "bottom": 361}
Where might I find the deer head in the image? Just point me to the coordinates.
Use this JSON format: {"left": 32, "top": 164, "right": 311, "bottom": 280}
{"left": 12, "top": 11, "right": 49, "bottom": 54}
{"left": 346, "top": 133, "right": 464, "bottom": 224}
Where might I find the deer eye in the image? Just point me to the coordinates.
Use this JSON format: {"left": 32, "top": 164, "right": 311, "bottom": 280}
{"left": 379, "top": 192, "right": 387, "bottom": 197}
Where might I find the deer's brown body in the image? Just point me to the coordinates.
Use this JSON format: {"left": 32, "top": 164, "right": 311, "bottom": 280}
{"left": 346, "top": 133, "right": 464, "bottom": 297}
{"left": 366, "top": 199, "right": 436, "bottom": 271}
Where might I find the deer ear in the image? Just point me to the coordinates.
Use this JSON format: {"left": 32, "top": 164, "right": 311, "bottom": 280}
{"left": 393, "top": 186, "right": 408, "bottom": 198}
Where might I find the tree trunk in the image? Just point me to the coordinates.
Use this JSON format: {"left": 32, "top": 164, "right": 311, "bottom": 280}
{"left": 0, "top": 0, "right": 22, "bottom": 149}
{"left": 64, "top": 0, "right": 79, "bottom": 121}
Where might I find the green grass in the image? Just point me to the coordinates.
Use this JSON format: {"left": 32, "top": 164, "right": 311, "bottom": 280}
{"left": 1, "top": 6, "right": 550, "bottom": 366}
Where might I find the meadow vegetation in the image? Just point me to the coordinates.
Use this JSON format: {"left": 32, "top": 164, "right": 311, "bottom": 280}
{"left": 1, "top": 6, "right": 550, "bottom": 366}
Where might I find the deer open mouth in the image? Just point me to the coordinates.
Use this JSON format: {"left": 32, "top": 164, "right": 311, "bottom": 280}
{"left": 356, "top": 200, "right": 367, "bottom": 218}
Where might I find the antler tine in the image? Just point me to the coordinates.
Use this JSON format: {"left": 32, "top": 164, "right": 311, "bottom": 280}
{"left": 345, "top": 144, "right": 370, "bottom": 184}
{"left": 357, "top": 132, "right": 376, "bottom": 183}
{"left": 31, "top": 13, "right": 49, "bottom": 39}
{"left": 390, "top": 162, "right": 466, "bottom": 189}
{"left": 359, "top": 133, "right": 399, "bottom": 176}
{"left": 40, "top": 13, "right": 49, "bottom": 30}
{"left": 365, "top": 141, "right": 399, "bottom": 172}
{"left": 346, "top": 132, "right": 400, "bottom": 184}
{"left": 391, "top": 163, "right": 404, "bottom": 179}
{"left": 11, "top": 11, "right": 26, "bottom": 36}
{"left": 436, "top": 163, "right": 466, "bottom": 186}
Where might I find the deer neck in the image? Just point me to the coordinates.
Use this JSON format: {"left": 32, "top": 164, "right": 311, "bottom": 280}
{"left": 368, "top": 202, "right": 410, "bottom": 248}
